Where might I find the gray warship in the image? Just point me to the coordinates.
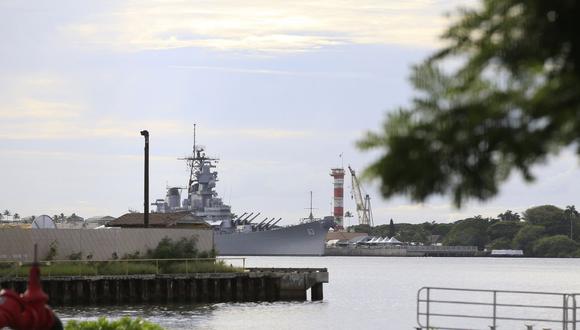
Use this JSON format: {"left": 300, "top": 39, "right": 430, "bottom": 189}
{"left": 152, "top": 126, "right": 335, "bottom": 256}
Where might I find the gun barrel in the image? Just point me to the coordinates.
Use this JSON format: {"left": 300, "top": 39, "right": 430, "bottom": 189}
{"left": 247, "top": 212, "right": 261, "bottom": 223}
{"left": 233, "top": 212, "right": 248, "bottom": 225}
{"left": 241, "top": 212, "right": 254, "bottom": 223}
{"left": 267, "top": 218, "right": 282, "bottom": 229}
{"left": 257, "top": 217, "right": 269, "bottom": 227}
{"left": 261, "top": 217, "right": 275, "bottom": 228}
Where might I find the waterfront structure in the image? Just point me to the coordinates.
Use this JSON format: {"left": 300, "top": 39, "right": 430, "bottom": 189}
{"left": 84, "top": 216, "right": 116, "bottom": 228}
{"left": 108, "top": 212, "right": 209, "bottom": 229}
{"left": 0, "top": 267, "right": 328, "bottom": 305}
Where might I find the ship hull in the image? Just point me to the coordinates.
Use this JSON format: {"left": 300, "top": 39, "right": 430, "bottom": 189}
{"left": 214, "top": 220, "right": 332, "bottom": 256}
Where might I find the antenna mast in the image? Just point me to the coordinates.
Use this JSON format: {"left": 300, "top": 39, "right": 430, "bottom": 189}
{"left": 188, "top": 124, "right": 198, "bottom": 190}
{"left": 193, "top": 123, "right": 196, "bottom": 156}
{"left": 309, "top": 191, "right": 314, "bottom": 220}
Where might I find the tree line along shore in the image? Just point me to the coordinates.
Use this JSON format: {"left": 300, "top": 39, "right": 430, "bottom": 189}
{"left": 348, "top": 205, "right": 580, "bottom": 258}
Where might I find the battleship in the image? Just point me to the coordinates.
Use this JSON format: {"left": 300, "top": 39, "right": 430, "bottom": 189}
{"left": 152, "top": 125, "right": 335, "bottom": 256}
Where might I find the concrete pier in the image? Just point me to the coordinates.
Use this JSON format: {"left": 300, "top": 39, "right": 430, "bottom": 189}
{"left": 0, "top": 268, "right": 328, "bottom": 306}
{"left": 325, "top": 245, "right": 481, "bottom": 257}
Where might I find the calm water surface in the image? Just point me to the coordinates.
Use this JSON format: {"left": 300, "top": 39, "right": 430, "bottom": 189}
{"left": 55, "top": 257, "right": 580, "bottom": 329}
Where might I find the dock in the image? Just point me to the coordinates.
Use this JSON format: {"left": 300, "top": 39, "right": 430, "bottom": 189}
{"left": 0, "top": 267, "right": 328, "bottom": 305}
{"left": 325, "top": 245, "right": 481, "bottom": 257}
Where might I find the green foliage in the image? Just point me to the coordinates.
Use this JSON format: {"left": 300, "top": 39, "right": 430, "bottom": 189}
{"left": 146, "top": 237, "right": 198, "bottom": 259}
{"left": 487, "top": 221, "right": 523, "bottom": 241}
{"left": 122, "top": 251, "right": 141, "bottom": 259}
{"left": 513, "top": 225, "right": 545, "bottom": 256}
{"left": 388, "top": 219, "right": 396, "bottom": 237}
{"left": 523, "top": 205, "right": 567, "bottom": 236}
{"left": 44, "top": 241, "right": 58, "bottom": 261}
{"left": 349, "top": 224, "right": 372, "bottom": 233}
{"left": 443, "top": 217, "right": 491, "bottom": 249}
{"left": 393, "top": 223, "right": 429, "bottom": 244}
{"left": 497, "top": 210, "right": 520, "bottom": 222}
{"left": 95, "top": 262, "right": 158, "bottom": 275}
{"left": 340, "top": 205, "right": 580, "bottom": 257}
{"left": 163, "top": 260, "right": 238, "bottom": 274}
{"left": 66, "top": 317, "right": 164, "bottom": 330}
{"left": 421, "top": 222, "right": 454, "bottom": 238}
{"left": 68, "top": 252, "right": 83, "bottom": 261}
{"left": 5, "top": 260, "right": 240, "bottom": 277}
{"left": 533, "top": 235, "right": 578, "bottom": 258}
{"left": 487, "top": 238, "right": 513, "bottom": 250}
{"left": 197, "top": 249, "right": 217, "bottom": 259}
{"left": 358, "top": 0, "right": 580, "bottom": 207}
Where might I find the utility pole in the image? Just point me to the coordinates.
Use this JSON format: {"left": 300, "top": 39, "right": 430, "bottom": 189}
{"left": 140, "top": 130, "right": 149, "bottom": 228}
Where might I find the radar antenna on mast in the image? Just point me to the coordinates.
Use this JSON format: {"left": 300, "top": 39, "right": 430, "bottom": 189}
{"left": 178, "top": 124, "right": 218, "bottom": 193}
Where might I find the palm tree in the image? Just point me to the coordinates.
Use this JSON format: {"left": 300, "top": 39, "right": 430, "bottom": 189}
{"left": 498, "top": 210, "right": 521, "bottom": 222}
{"left": 565, "top": 205, "right": 579, "bottom": 240}
{"left": 0, "top": 213, "right": 3, "bottom": 221}
{"left": 3, "top": 210, "right": 10, "bottom": 217}
{"left": 13, "top": 213, "right": 20, "bottom": 220}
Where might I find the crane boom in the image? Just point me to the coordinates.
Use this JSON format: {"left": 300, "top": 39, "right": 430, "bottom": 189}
{"left": 348, "top": 166, "right": 373, "bottom": 226}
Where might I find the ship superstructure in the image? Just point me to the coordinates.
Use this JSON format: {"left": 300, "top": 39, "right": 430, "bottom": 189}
{"left": 152, "top": 125, "right": 334, "bottom": 255}
{"left": 153, "top": 125, "right": 233, "bottom": 226}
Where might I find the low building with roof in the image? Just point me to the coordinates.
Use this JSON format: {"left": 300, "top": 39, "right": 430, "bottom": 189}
{"left": 66, "top": 214, "right": 84, "bottom": 223}
{"left": 107, "top": 212, "right": 210, "bottom": 229}
{"left": 85, "top": 216, "right": 116, "bottom": 228}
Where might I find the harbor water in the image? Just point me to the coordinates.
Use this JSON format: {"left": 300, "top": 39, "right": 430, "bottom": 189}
{"left": 55, "top": 257, "right": 580, "bottom": 329}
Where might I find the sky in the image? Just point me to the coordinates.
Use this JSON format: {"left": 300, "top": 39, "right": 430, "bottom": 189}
{"left": 1, "top": 0, "right": 579, "bottom": 226}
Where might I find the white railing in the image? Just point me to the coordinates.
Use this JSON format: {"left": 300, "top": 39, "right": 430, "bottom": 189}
{"left": 417, "top": 287, "right": 579, "bottom": 330}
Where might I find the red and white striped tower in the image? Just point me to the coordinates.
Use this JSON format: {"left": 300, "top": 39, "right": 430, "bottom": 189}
{"left": 330, "top": 168, "right": 345, "bottom": 229}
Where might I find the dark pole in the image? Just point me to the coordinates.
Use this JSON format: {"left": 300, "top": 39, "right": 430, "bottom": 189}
{"left": 140, "top": 130, "right": 149, "bottom": 228}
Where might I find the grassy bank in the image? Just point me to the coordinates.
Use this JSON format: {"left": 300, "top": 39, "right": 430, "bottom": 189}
{"left": 0, "top": 259, "right": 242, "bottom": 277}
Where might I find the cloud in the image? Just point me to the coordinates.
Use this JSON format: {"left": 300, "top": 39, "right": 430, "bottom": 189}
{"left": 169, "top": 65, "right": 369, "bottom": 78}
{"left": 2, "top": 149, "right": 175, "bottom": 162}
{"left": 225, "top": 128, "right": 311, "bottom": 139}
{"left": 62, "top": 0, "right": 474, "bottom": 53}
{"left": 0, "top": 104, "right": 311, "bottom": 141}
{"left": 0, "top": 116, "right": 188, "bottom": 140}
{"left": 0, "top": 99, "right": 82, "bottom": 120}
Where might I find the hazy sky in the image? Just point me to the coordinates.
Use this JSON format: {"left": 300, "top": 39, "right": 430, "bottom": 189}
{"left": 1, "top": 0, "right": 579, "bottom": 225}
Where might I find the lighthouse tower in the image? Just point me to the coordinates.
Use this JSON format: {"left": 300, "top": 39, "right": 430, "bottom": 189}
{"left": 330, "top": 168, "right": 345, "bottom": 229}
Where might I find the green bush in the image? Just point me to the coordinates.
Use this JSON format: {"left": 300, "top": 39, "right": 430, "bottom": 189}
{"left": 96, "top": 261, "right": 158, "bottom": 275}
{"left": 68, "top": 252, "right": 83, "bottom": 261}
{"left": 487, "top": 238, "right": 513, "bottom": 250}
{"left": 513, "top": 225, "right": 545, "bottom": 256}
{"left": 122, "top": 251, "right": 141, "bottom": 259}
{"left": 45, "top": 241, "right": 58, "bottom": 261}
{"left": 443, "top": 217, "right": 491, "bottom": 249}
{"left": 146, "top": 236, "right": 198, "bottom": 259}
{"left": 66, "top": 317, "right": 164, "bottom": 330}
{"left": 163, "top": 260, "right": 240, "bottom": 273}
{"left": 532, "top": 235, "right": 579, "bottom": 257}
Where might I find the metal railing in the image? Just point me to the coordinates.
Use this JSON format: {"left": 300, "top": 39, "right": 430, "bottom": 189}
{"left": 247, "top": 267, "right": 328, "bottom": 273}
{"left": 0, "top": 257, "right": 246, "bottom": 278}
{"left": 417, "top": 287, "right": 580, "bottom": 330}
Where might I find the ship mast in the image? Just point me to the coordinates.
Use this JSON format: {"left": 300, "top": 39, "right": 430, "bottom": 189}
{"left": 306, "top": 191, "right": 318, "bottom": 221}
{"left": 188, "top": 123, "right": 197, "bottom": 189}
{"left": 179, "top": 124, "right": 218, "bottom": 194}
